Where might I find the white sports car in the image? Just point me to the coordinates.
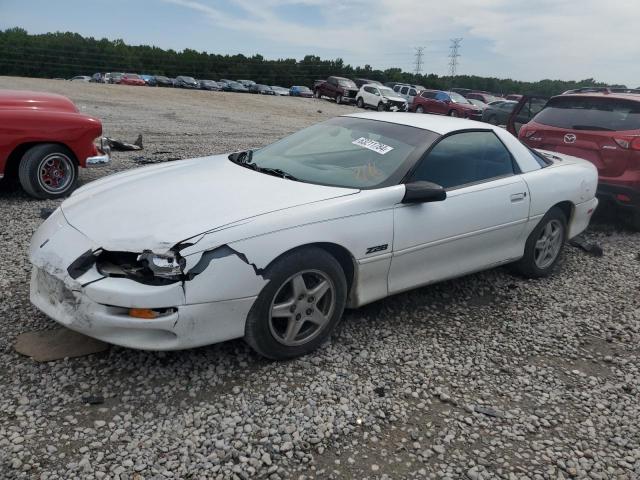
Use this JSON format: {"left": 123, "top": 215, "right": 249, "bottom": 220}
{"left": 29, "top": 113, "right": 598, "bottom": 359}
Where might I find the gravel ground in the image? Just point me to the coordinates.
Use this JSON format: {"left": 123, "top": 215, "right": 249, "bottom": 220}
{"left": 0, "top": 77, "right": 639, "bottom": 480}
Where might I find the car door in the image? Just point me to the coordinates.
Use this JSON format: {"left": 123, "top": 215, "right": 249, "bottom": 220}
{"left": 416, "top": 91, "right": 436, "bottom": 112}
{"left": 433, "top": 92, "right": 450, "bottom": 115}
{"left": 388, "top": 130, "right": 530, "bottom": 294}
{"left": 506, "top": 95, "right": 548, "bottom": 135}
{"left": 363, "top": 86, "right": 376, "bottom": 106}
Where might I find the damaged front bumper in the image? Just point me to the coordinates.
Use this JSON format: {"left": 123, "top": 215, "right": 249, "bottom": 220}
{"left": 29, "top": 209, "right": 262, "bottom": 350}
{"left": 86, "top": 137, "right": 111, "bottom": 167}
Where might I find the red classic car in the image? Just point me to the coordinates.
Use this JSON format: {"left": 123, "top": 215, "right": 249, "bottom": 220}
{"left": 0, "top": 90, "right": 110, "bottom": 198}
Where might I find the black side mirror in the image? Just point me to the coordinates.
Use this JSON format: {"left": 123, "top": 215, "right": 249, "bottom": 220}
{"left": 402, "top": 181, "right": 446, "bottom": 204}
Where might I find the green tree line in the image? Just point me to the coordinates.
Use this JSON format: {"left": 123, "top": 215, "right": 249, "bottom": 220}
{"left": 0, "top": 27, "right": 626, "bottom": 96}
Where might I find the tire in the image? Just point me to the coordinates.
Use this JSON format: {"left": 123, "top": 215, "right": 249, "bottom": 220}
{"left": 18, "top": 144, "right": 78, "bottom": 199}
{"left": 448, "top": 110, "right": 459, "bottom": 117}
{"left": 356, "top": 97, "right": 365, "bottom": 108}
{"left": 377, "top": 102, "right": 386, "bottom": 112}
{"left": 314, "top": 89, "right": 321, "bottom": 99}
{"left": 336, "top": 94, "right": 343, "bottom": 105}
{"left": 244, "top": 247, "right": 347, "bottom": 360}
{"left": 512, "top": 207, "right": 567, "bottom": 278}
{"left": 416, "top": 105, "right": 425, "bottom": 114}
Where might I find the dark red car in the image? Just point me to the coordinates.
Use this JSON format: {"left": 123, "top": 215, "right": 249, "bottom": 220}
{"left": 119, "top": 73, "right": 146, "bottom": 86}
{"left": 411, "top": 90, "right": 483, "bottom": 120}
{"left": 0, "top": 90, "right": 110, "bottom": 198}
{"left": 510, "top": 92, "right": 640, "bottom": 229}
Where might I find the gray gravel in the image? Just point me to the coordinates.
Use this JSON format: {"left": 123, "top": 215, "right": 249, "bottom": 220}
{"left": 0, "top": 77, "right": 639, "bottom": 479}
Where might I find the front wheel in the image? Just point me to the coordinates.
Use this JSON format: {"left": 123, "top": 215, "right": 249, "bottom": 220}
{"left": 336, "top": 94, "right": 343, "bottom": 105}
{"left": 244, "top": 247, "right": 347, "bottom": 360}
{"left": 314, "top": 89, "right": 321, "bottom": 99}
{"left": 377, "top": 102, "right": 386, "bottom": 112}
{"left": 448, "top": 110, "right": 459, "bottom": 117}
{"left": 416, "top": 105, "right": 425, "bottom": 114}
{"left": 512, "top": 207, "right": 567, "bottom": 278}
{"left": 356, "top": 97, "right": 365, "bottom": 108}
{"left": 18, "top": 144, "right": 78, "bottom": 199}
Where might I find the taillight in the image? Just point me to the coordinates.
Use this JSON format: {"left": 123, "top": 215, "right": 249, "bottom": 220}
{"left": 613, "top": 136, "right": 640, "bottom": 150}
{"left": 614, "top": 137, "right": 630, "bottom": 149}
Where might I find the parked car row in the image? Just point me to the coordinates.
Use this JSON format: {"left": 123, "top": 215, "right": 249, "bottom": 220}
{"left": 76, "top": 73, "right": 320, "bottom": 97}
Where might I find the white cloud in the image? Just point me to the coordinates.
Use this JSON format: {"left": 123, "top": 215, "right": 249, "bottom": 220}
{"left": 164, "top": 0, "right": 640, "bottom": 86}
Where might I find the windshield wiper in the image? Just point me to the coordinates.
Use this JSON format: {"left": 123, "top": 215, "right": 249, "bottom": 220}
{"left": 257, "top": 167, "right": 299, "bottom": 181}
{"left": 229, "top": 151, "right": 298, "bottom": 181}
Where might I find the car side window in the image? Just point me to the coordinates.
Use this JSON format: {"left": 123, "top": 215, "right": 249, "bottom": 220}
{"left": 363, "top": 86, "right": 373, "bottom": 94}
{"left": 421, "top": 91, "right": 435, "bottom": 99}
{"left": 410, "top": 131, "right": 514, "bottom": 189}
{"left": 393, "top": 85, "right": 401, "bottom": 92}
{"left": 409, "top": 88, "right": 417, "bottom": 96}
{"left": 329, "top": 78, "right": 337, "bottom": 86}
{"left": 401, "top": 87, "right": 409, "bottom": 95}
{"left": 435, "top": 92, "right": 448, "bottom": 101}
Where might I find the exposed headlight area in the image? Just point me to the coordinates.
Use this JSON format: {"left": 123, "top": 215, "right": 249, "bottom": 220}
{"left": 96, "top": 250, "right": 185, "bottom": 285}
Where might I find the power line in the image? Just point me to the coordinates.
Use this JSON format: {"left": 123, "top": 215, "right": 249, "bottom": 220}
{"left": 448, "top": 37, "right": 462, "bottom": 88}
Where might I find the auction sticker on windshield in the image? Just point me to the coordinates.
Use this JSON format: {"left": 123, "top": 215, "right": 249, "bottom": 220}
{"left": 352, "top": 137, "right": 394, "bottom": 155}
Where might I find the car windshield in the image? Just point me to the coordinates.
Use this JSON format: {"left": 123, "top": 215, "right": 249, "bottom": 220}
{"left": 379, "top": 87, "right": 397, "bottom": 97}
{"left": 449, "top": 92, "right": 470, "bottom": 104}
{"left": 181, "top": 76, "right": 196, "bottom": 82}
{"left": 296, "top": 86, "right": 311, "bottom": 92}
{"left": 533, "top": 96, "right": 640, "bottom": 131}
{"left": 127, "top": 74, "right": 140, "bottom": 79}
{"left": 468, "top": 99, "right": 486, "bottom": 107}
{"left": 241, "top": 117, "right": 437, "bottom": 188}
{"left": 338, "top": 80, "right": 356, "bottom": 88}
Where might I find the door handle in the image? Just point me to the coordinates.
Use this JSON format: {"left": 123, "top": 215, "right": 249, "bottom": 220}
{"left": 510, "top": 192, "right": 527, "bottom": 202}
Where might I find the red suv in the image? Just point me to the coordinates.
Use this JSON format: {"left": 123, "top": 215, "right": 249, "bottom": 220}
{"left": 411, "top": 90, "right": 483, "bottom": 120}
{"left": 511, "top": 93, "right": 640, "bottom": 229}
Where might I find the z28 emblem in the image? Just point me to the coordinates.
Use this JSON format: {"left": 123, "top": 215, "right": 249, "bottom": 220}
{"left": 366, "top": 244, "right": 388, "bottom": 254}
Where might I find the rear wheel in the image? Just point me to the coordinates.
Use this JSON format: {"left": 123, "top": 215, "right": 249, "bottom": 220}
{"left": 356, "top": 97, "right": 365, "bottom": 108}
{"left": 244, "top": 247, "right": 347, "bottom": 360}
{"left": 18, "top": 144, "right": 78, "bottom": 199}
{"left": 416, "top": 105, "right": 425, "bottom": 114}
{"left": 513, "top": 207, "right": 567, "bottom": 278}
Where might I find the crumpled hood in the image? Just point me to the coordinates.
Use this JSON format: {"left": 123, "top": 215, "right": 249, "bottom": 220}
{"left": 61, "top": 155, "right": 357, "bottom": 252}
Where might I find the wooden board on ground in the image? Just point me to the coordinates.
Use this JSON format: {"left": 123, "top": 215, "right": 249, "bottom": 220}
{"left": 14, "top": 328, "right": 110, "bottom": 362}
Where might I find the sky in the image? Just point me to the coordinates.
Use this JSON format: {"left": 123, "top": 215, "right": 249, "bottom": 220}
{"left": 1, "top": 0, "right": 639, "bottom": 87}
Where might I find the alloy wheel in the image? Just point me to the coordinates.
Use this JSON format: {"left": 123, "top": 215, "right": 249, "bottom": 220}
{"left": 534, "top": 219, "right": 564, "bottom": 269}
{"left": 269, "top": 270, "right": 336, "bottom": 346}
{"left": 37, "top": 153, "right": 75, "bottom": 194}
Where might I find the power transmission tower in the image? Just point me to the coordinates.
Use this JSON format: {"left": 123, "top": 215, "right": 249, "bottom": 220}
{"left": 414, "top": 46, "right": 425, "bottom": 76}
{"left": 448, "top": 38, "right": 463, "bottom": 88}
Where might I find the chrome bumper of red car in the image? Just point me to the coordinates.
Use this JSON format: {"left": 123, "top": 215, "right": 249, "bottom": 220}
{"left": 86, "top": 137, "right": 111, "bottom": 167}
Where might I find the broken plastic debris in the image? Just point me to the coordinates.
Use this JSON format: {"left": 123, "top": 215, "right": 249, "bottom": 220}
{"left": 105, "top": 134, "right": 143, "bottom": 151}
{"left": 569, "top": 236, "right": 604, "bottom": 257}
